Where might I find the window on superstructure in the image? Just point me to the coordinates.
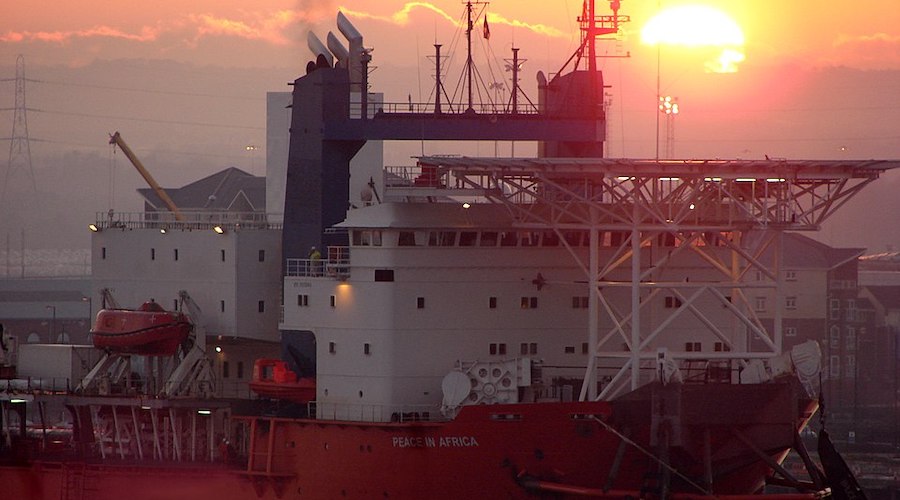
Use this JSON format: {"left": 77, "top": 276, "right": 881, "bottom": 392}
{"left": 398, "top": 231, "right": 417, "bottom": 246}
{"left": 529, "top": 343, "right": 537, "bottom": 355}
{"left": 658, "top": 233, "right": 676, "bottom": 247}
{"left": 714, "top": 342, "right": 731, "bottom": 352}
{"left": 499, "top": 343, "right": 506, "bottom": 355}
{"left": 429, "top": 231, "right": 456, "bottom": 246}
{"left": 665, "top": 296, "right": 683, "bottom": 309}
{"left": 151, "top": 248, "right": 156, "bottom": 260}
{"left": 786, "top": 270, "right": 797, "bottom": 281}
{"left": 572, "top": 296, "right": 589, "bottom": 309}
{"left": 237, "top": 361, "right": 244, "bottom": 379}
{"left": 174, "top": 248, "right": 179, "bottom": 261}
{"left": 173, "top": 299, "right": 178, "bottom": 310}
{"left": 785, "top": 327, "right": 797, "bottom": 337}
{"left": 329, "top": 342, "right": 336, "bottom": 354}
{"left": 459, "top": 231, "right": 478, "bottom": 246}
{"left": 490, "top": 343, "right": 497, "bottom": 355}
{"left": 581, "top": 342, "right": 589, "bottom": 354}
{"left": 786, "top": 296, "right": 797, "bottom": 310}
{"left": 541, "top": 231, "right": 559, "bottom": 247}
{"left": 829, "top": 299, "right": 840, "bottom": 320}
{"left": 364, "top": 343, "right": 371, "bottom": 355}
{"left": 520, "top": 231, "right": 540, "bottom": 247}
{"left": 829, "top": 355, "right": 840, "bottom": 378}
{"left": 298, "top": 294, "right": 309, "bottom": 307}
{"left": 258, "top": 250, "right": 265, "bottom": 262}
{"left": 563, "top": 231, "right": 583, "bottom": 247}
{"left": 499, "top": 231, "right": 518, "bottom": 247}
{"left": 685, "top": 342, "right": 701, "bottom": 352}
{"left": 220, "top": 300, "right": 225, "bottom": 313}
{"left": 222, "top": 361, "right": 230, "bottom": 379}
{"left": 102, "top": 247, "right": 106, "bottom": 259}
{"left": 372, "top": 230, "right": 382, "bottom": 246}
{"left": 565, "top": 346, "right": 576, "bottom": 354}
{"left": 258, "top": 300, "right": 265, "bottom": 313}
{"left": 846, "top": 355, "right": 855, "bottom": 377}
{"left": 480, "top": 232, "right": 498, "bottom": 247}
{"left": 520, "top": 343, "right": 529, "bottom": 355}
{"left": 374, "top": 269, "right": 394, "bottom": 282}
{"left": 221, "top": 249, "right": 226, "bottom": 262}
{"left": 417, "top": 297, "right": 425, "bottom": 309}
{"left": 521, "top": 297, "right": 538, "bottom": 309}
{"left": 330, "top": 295, "right": 336, "bottom": 308}
{"left": 489, "top": 297, "right": 497, "bottom": 309}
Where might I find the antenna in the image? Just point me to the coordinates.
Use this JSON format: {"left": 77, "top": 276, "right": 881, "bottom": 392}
{"left": 3, "top": 54, "right": 37, "bottom": 198}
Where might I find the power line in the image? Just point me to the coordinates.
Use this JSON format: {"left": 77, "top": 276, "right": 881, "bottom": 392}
{"left": 31, "top": 109, "right": 264, "bottom": 131}
{"left": 34, "top": 79, "right": 266, "bottom": 101}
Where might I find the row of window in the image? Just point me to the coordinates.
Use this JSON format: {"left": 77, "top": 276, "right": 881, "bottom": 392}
{"left": 326, "top": 340, "right": 734, "bottom": 357}
{"left": 375, "top": 230, "right": 735, "bottom": 249}
{"left": 752, "top": 296, "right": 799, "bottom": 312}
{"left": 100, "top": 247, "right": 268, "bottom": 262}
{"left": 828, "top": 326, "right": 862, "bottom": 349}
{"left": 827, "top": 354, "right": 856, "bottom": 379}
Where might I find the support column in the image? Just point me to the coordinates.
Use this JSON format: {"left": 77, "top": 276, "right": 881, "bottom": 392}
{"left": 588, "top": 207, "right": 599, "bottom": 400}
{"left": 631, "top": 204, "right": 642, "bottom": 390}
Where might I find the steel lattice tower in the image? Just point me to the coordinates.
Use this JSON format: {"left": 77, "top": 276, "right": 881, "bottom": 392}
{"left": 3, "top": 54, "right": 37, "bottom": 197}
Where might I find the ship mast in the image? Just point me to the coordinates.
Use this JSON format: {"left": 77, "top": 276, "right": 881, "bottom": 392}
{"left": 463, "top": 1, "right": 488, "bottom": 112}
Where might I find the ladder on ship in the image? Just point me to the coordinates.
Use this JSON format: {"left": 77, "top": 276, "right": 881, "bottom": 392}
{"left": 237, "top": 417, "right": 296, "bottom": 498}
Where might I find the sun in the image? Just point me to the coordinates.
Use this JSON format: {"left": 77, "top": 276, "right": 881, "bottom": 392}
{"left": 641, "top": 5, "right": 746, "bottom": 73}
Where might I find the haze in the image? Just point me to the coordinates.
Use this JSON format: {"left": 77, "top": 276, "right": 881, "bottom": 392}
{"left": 1, "top": 0, "right": 898, "bottom": 258}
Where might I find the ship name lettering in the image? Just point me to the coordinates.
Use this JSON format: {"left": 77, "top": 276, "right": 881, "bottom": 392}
{"left": 391, "top": 436, "right": 436, "bottom": 448}
{"left": 439, "top": 436, "right": 479, "bottom": 448}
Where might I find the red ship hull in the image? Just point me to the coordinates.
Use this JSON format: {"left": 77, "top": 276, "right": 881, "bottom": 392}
{"left": 0, "top": 382, "right": 818, "bottom": 500}
{"left": 91, "top": 302, "right": 192, "bottom": 356}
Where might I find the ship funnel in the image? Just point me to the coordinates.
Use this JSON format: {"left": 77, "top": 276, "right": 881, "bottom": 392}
{"left": 307, "top": 31, "right": 334, "bottom": 68}
{"left": 336, "top": 11, "right": 362, "bottom": 44}
{"left": 336, "top": 11, "right": 365, "bottom": 92}
{"left": 327, "top": 31, "right": 350, "bottom": 68}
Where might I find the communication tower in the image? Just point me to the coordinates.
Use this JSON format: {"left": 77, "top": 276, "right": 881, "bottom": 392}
{"left": 2, "top": 54, "right": 37, "bottom": 197}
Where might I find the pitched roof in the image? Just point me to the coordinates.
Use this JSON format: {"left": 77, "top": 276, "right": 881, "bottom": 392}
{"left": 138, "top": 167, "right": 265, "bottom": 212}
{"left": 742, "top": 231, "right": 865, "bottom": 270}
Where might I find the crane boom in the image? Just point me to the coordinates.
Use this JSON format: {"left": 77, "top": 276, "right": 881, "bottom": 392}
{"left": 109, "top": 131, "right": 185, "bottom": 222}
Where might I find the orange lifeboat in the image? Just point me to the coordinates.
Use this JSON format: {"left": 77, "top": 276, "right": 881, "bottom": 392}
{"left": 91, "top": 300, "right": 192, "bottom": 356}
{"left": 249, "top": 359, "right": 316, "bottom": 403}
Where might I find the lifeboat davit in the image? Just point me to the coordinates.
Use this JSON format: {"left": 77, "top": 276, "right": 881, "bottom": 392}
{"left": 249, "top": 359, "right": 316, "bottom": 403}
{"left": 91, "top": 300, "right": 192, "bottom": 356}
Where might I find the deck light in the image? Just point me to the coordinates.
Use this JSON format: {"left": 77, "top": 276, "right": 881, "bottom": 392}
{"left": 10, "top": 398, "right": 27, "bottom": 404}
{"left": 462, "top": 202, "right": 471, "bottom": 209}
{"left": 215, "top": 346, "right": 222, "bottom": 353}
{"left": 213, "top": 225, "right": 225, "bottom": 234}
{"left": 88, "top": 224, "right": 100, "bottom": 232}
{"left": 197, "top": 409, "right": 212, "bottom": 415}
{"left": 160, "top": 227, "right": 167, "bottom": 234}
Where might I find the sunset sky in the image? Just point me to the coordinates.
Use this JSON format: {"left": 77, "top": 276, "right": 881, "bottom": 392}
{"left": 0, "top": 0, "right": 899, "bottom": 252}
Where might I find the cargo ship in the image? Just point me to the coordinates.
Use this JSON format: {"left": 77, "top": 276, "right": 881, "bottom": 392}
{"left": 1, "top": 1, "right": 894, "bottom": 499}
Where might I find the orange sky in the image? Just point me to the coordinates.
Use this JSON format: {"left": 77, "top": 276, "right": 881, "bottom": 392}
{"left": 1, "top": 1, "right": 899, "bottom": 254}
{"left": 2, "top": 1, "right": 899, "bottom": 70}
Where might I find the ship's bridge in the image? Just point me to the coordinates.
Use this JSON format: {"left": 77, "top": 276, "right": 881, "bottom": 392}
{"left": 380, "top": 156, "right": 900, "bottom": 399}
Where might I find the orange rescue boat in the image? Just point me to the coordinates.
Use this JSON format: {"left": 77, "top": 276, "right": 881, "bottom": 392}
{"left": 91, "top": 300, "right": 192, "bottom": 356}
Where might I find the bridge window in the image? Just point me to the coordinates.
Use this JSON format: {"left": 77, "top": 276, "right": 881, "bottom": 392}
{"left": 459, "top": 231, "right": 478, "bottom": 246}
{"left": 480, "top": 232, "right": 498, "bottom": 247}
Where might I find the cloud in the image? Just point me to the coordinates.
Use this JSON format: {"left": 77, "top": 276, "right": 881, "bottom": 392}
{"left": 0, "top": 9, "right": 330, "bottom": 48}
{"left": 338, "top": 2, "right": 567, "bottom": 39}
{"left": 823, "top": 32, "right": 900, "bottom": 69}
